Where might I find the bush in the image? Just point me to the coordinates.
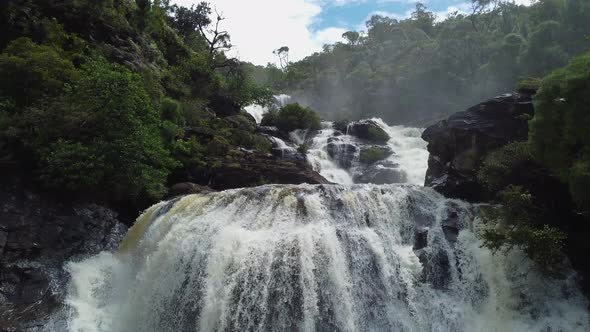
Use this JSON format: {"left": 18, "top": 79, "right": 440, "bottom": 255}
{"left": 261, "top": 103, "right": 321, "bottom": 132}
{"left": 37, "top": 59, "right": 177, "bottom": 200}
{"left": 0, "top": 38, "right": 79, "bottom": 108}
{"left": 477, "top": 142, "right": 535, "bottom": 191}
{"left": 529, "top": 52, "right": 590, "bottom": 211}
{"left": 359, "top": 146, "right": 392, "bottom": 164}
{"left": 480, "top": 185, "right": 567, "bottom": 274}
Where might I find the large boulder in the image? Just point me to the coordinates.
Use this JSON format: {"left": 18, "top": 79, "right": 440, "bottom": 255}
{"left": 208, "top": 94, "right": 241, "bottom": 117}
{"left": 334, "top": 120, "right": 390, "bottom": 145}
{"left": 422, "top": 93, "right": 534, "bottom": 201}
{"left": 326, "top": 137, "right": 359, "bottom": 169}
{"left": 204, "top": 153, "right": 331, "bottom": 190}
{"left": 0, "top": 170, "right": 127, "bottom": 330}
{"left": 353, "top": 160, "right": 407, "bottom": 185}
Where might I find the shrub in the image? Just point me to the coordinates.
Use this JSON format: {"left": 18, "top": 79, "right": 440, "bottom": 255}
{"left": 529, "top": 52, "right": 590, "bottom": 211}
{"left": 261, "top": 103, "right": 321, "bottom": 132}
{"left": 477, "top": 142, "right": 535, "bottom": 191}
{"left": 479, "top": 185, "right": 567, "bottom": 274}
{"left": 0, "top": 38, "right": 79, "bottom": 108}
{"left": 37, "top": 59, "right": 177, "bottom": 200}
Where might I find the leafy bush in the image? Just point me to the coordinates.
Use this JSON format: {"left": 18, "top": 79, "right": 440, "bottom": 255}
{"left": 359, "top": 146, "right": 392, "bottom": 164}
{"left": 261, "top": 103, "right": 321, "bottom": 132}
{"left": 37, "top": 59, "right": 177, "bottom": 200}
{"left": 477, "top": 142, "right": 535, "bottom": 191}
{"left": 529, "top": 52, "right": 590, "bottom": 211}
{"left": 480, "top": 185, "right": 567, "bottom": 274}
{"left": 0, "top": 38, "right": 79, "bottom": 108}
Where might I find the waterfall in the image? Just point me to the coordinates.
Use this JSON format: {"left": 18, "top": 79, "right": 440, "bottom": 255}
{"left": 60, "top": 185, "right": 589, "bottom": 332}
{"left": 306, "top": 123, "right": 355, "bottom": 184}
{"left": 305, "top": 119, "right": 428, "bottom": 186}
{"left": 51, "top": 115, "right": 589, "bottom": 332}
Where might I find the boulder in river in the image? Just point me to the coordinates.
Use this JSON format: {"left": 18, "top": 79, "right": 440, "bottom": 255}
{"left": 334, "top": 120, "right": 390, "bottom": 145}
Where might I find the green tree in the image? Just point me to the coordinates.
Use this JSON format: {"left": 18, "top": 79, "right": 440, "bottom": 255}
{"left": 261, "top": 103, "right": 321, "bottom": 132}
{"left": 0, "top": 37, "right": 78, "bottom": 108}
{"left": 37, "top": 59, "right": 177, "bottom": 200}
{"left": 529, "top": 52, "right": 590, "bottom": 211}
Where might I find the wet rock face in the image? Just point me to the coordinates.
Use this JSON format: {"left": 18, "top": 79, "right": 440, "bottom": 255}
{"left": 422, "top": 93, "right": 534, "bottom": 201}
{"left": 354, "top": 161, "right": 408, "bottom": 185}
{"left": 326, "top": 137, "right": 359, "bottom": 169}
{"left": 0, "top": 172, "right": 127, "bottom": 330}
{"left": 205, "top": 153, "right": 331, "bottom": 190}
{"left": 334, "top": 120, "right": 390, "bottom": 145}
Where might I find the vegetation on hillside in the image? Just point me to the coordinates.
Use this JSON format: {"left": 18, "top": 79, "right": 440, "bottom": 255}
{"left": 0, "top": 0, "right": 273, "bottom": 204}
{"left": 477, "top": 51, "right": 590, "bottom": 273}
{"left": 251, "top": 0, "right": 590, "bottom": 125}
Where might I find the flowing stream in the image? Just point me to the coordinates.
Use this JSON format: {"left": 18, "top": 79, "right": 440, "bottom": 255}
{"left": 53, "top": 116, "right": 590, "bottom": 331}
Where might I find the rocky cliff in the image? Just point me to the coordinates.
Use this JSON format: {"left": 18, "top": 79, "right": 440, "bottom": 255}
{"left": 0, "top": 170, "right": 127, "bottom": 330}
{"left": 422, "top": 93, "right": 534, "bottom": 201}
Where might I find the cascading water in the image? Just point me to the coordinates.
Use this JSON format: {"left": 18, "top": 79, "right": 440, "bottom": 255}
{"left": 51, "top": 114, "right": 589, "bottom": 332}
{"left": 59, "top": 185, "right": 589, "bottom": 332}
{"left": 306, "top": 123, "right": 354, "bottom": 184}
{"left": 305, "top": 119, "right": 428, "bottom": 186}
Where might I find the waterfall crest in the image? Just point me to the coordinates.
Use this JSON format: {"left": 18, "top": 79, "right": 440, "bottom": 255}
{"left": 63, "top": 184, "right": 589, "bottom": 332}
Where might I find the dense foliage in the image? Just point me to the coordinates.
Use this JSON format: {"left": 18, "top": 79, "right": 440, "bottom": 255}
{"left": 0, "top": 0, "right": 272, "bottom": 203}
{"left": 480, "top": 185, "right": 567, "bottom": 274}
{"left": 253, "top": 0, "right": 590, "bottom": 125}
{"left": 530, "top": 52, "right": 590, "bottom": 212}
{"left": 261, "top": 103, "right": 321, "bottom": 132}
{"left": 476, "top": 142, "right": 567, "bottom": 273}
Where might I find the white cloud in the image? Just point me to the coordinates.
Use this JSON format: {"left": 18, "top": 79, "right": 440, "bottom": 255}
{"left": 173, "top": 0, "right": 347, "bottom": 65}
{"left": 172, "top": 0, "right": 536, "bottom": 65}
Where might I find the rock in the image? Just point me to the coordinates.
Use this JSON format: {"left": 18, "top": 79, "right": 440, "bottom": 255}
{"left": 205, "top": 154, "right": 331, "bottom": 190}
{"left": 422, "top": 93, "right": 534, "bottom": 201}
{"left": 257, "top": 126, "right": 291, "bottom": 142}
{"left": 326, "top": 137, "right": 359, "bottom": 169}
{"left": 354, "top": 161, "right": 407, "bottom": 184}
{"left": 168, "top": 183, "right": 214, "bottom": 197}
{"left": 414, "top": 229, "right": 429, "bottom": 251}
{"left": 359, "top": 146, "right": 394, "bottom": 165}
{"left": 417, "top": 248, "right": 452, "bottom": 289}
{"left": 0, "top": 170, "right": 127, "bottom": 330}
{"left": 208, "top": 94, "right": 241, "bottom": 117}
{"left": 345, "top": 120, "right": 390, "bottom": 145}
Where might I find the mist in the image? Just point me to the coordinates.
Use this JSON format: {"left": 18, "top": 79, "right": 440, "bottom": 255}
{"left": 248, "top": 0, "right": 589, "bottom": 126}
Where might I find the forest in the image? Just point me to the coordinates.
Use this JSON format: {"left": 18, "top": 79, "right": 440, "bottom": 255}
{"left": 252, "top": 0, "right": 590, "bottom": 125}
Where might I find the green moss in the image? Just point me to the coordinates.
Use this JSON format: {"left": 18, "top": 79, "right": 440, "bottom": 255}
{"left": 298, "top": 143, "right": 309, "bottom": 154}
{"left": 516, "top": 77, "right": 542, "bottom": 92}
{"left": 366, "top": 127, "right": 390, "bottom": 144}
{"left": 359, "top": 146, "right": 392, "bottom": 164}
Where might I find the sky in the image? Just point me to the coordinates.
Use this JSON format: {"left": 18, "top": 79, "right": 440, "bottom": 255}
{"left": 172, "top": 0, "right": 533, "bottom": 65}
